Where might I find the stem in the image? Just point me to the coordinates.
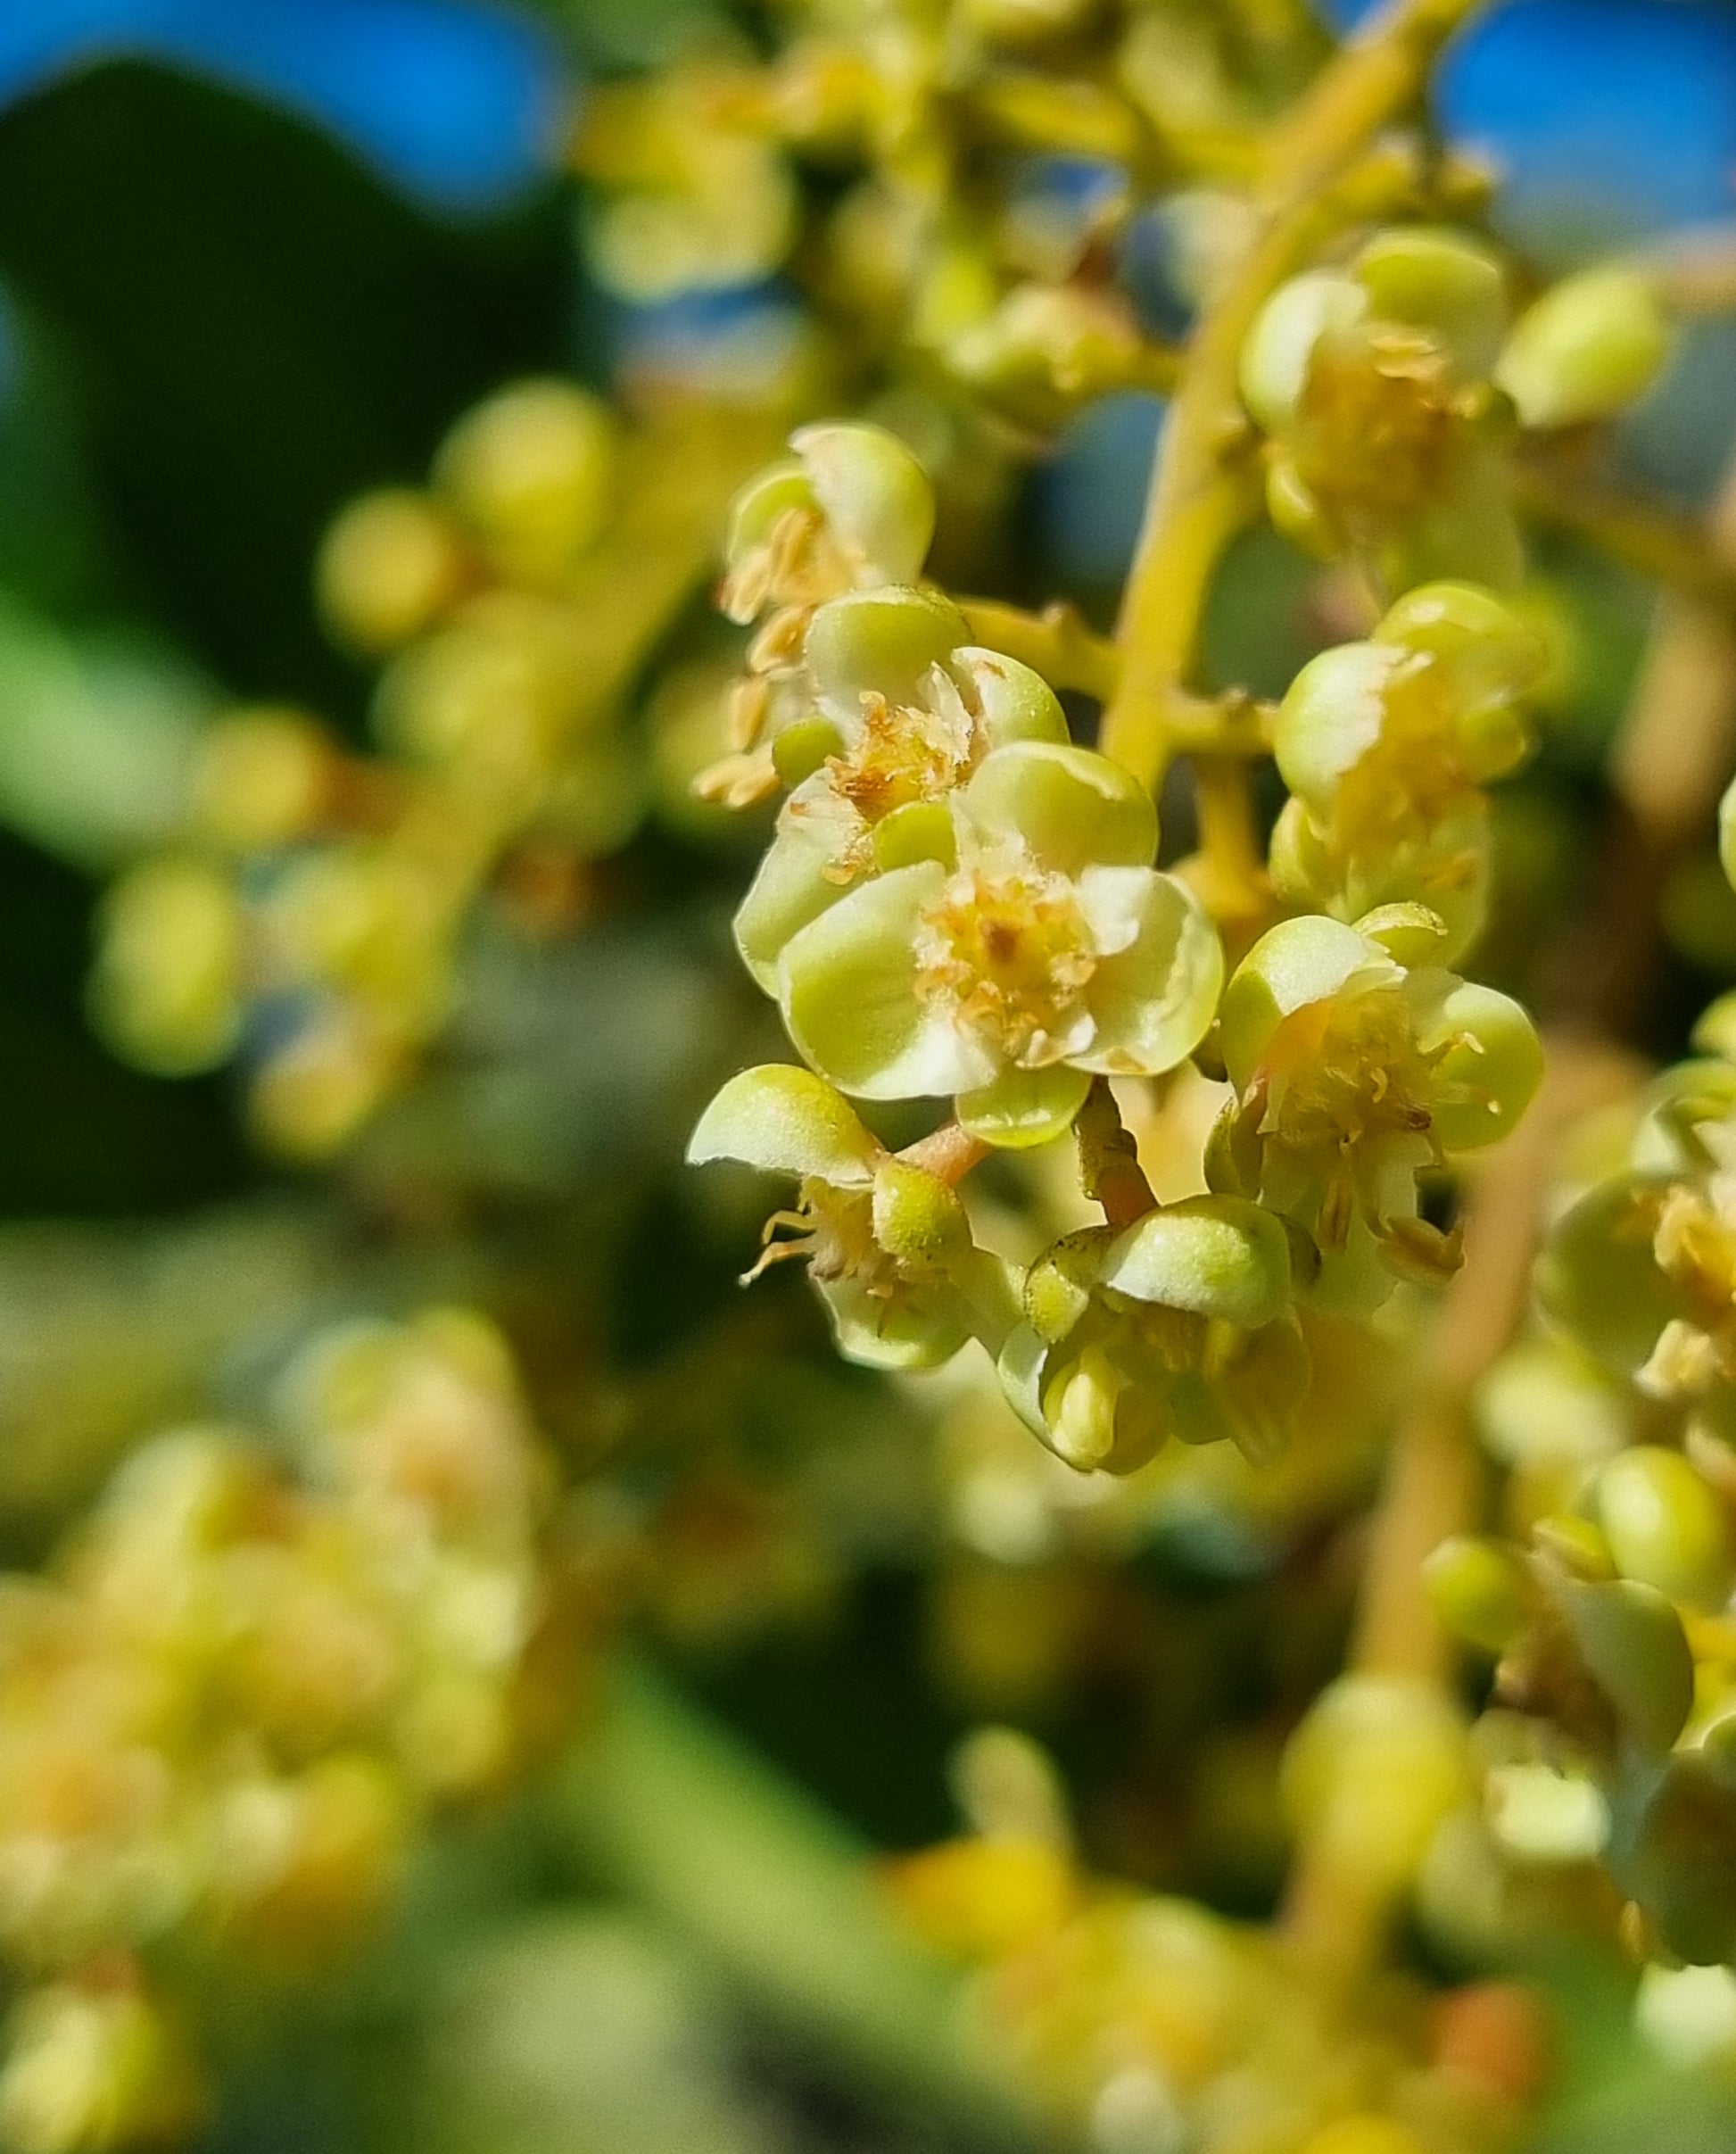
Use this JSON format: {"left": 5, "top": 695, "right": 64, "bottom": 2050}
{"left": 1075, "top": 1078, "right": 1156, "bottom": 1229}
{"left": 1190, "top": 753, "right": 1269, "bottom": 919}
{"left": 1514, "top": 460, "right": 1736, "bottom": 623}
{"left": 899, "top": 1120, "right": 989, "bottom": 1186}
{"left": 1100, "top": 0, "right": 1490, "bottom": 790}
{"left": 956, "top": 598, "right": 1120, "bottom": 700}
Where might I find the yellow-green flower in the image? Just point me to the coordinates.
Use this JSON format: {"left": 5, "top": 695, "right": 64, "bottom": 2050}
{"left": 1239, "top": 226, "right": 1520, "bottom": 587}
{"left": 734, "top": 589, "right": 1070, "bottom": 982}
{"left": 769, "top": 741, "right": 1221, "bottom": 1141}
{"left": 1214, "top": 912, "right": 1542, "bottom": 1308}
{"left": 702, "top": 424, "right": 938, "bottom": 806}
{"left": 1269, "top": 581, "right": 1545, "bottom": 960}
{"left": 996, "top": 1197, "right": 1307, "bottom": 1473}
{"left": 688, "top": 1065, "right": 1020, "bottom": 1370}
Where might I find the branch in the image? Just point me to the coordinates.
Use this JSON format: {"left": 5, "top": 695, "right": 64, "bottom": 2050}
{"left": 1100, "top": 0, "right": 1492, "bottom": 790}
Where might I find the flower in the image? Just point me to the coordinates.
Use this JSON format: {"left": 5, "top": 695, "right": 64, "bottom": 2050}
{"left": 733, "top": 588, "right": 1071, "bottom": 982}
{"left": 700, "top": 423, "right": 938, "bottom": 806}
{"left": 768, "top": 739, "right": 1221, "bottom": 1143}
{"left": 1239, "top": 226, "right": 1521, "bottom": 587}
{"left": 996, "top": 1196, "right": 1308, "bottom": 1473}
{"left": 1213, "top": 912, "right": 1542, "bottom": 1309}
{"left": 1269, "top": 581, "right": 1546, "bottom": 960}
{"left": 687, "top": 1064, "right": 1020, "bottom": 1370}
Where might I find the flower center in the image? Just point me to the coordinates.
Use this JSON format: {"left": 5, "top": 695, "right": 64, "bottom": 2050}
{"left": 915, "top": 866, "right": 1097, "bottom": 1066}
{"left": 1260, "top": 984, "right": 1437, "bottom": 1160}
{"left": 742, "top": 1181, "right": 889, "bottom": 1290}
{"left": 1295, "top": 322, "right": 1469, "bottom": 534}
{"left": 828, "top": 688, "right": 976, "bottom": 824}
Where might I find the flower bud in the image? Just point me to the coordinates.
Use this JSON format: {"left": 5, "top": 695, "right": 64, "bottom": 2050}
{"left": 91, "top": 857, "right": 244, "bottom": 1076}
{"left": 190, "top": 708, "right": 331, "bottom": 854}
{"left": 1595, "top": 1446, "right": 1732, "bottom": 1611}
{"left": 1099, "top": 1196, "right": 1292, "bottom": 1331}
{"left": 316, "top": 487, "right": 466, "bottom": 652}
{"left": 434, "top": 380, "right": 616, "bottom": 581}
{"left": 1424, "top": 1535, "right": 1527, "bottom": 1653}
{"left": 1495, "top": 268, "right": 1672, "bottom": 429}
{"left": 872, "top": 1160, "right": 972, "bottom": 1272}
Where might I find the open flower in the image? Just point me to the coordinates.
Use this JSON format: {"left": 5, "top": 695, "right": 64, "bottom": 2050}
{"left": 1239, "top": 226, "right": 1521, "bottom": 588}
{"left": 1269, "top": 581, "right": 1546, "bottom": 960}
{"left": 769, "top": 740, "right": 1222, "bottom": 1146}
{"left": 996, "top": 1197, "right": 1307, "bottom": 1473}
{"left": 1213, "top": 911, "right": 1542, "bottom": 1310}
{"left": 734, "top": 589, "right": 1071, "bottom": 983}
{"left": 700, "top": 423, "right": 937, "bottom": 806}
{"left": 688, "top": 1064, "right": 1020, "bottom": 1370}
{"left": 1542, "top": 1059, "right": 1736, "bottom": 1435}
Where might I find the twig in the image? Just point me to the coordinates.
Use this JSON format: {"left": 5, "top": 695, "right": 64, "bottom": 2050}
{"left": 1100, "top": 0, "right": 1492, "bottom": 791}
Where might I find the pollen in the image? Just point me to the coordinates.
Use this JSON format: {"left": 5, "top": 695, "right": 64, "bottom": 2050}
{"left": 915, "top": 865, "right": 1097, "bottom": 1065}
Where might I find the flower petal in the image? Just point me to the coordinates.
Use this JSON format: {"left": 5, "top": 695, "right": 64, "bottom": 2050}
{"left": 818, "top": 1274, "right": 971, "bottom": 1371}
{"left": 687, "top": 1064, "right": 881, "bottom": 1185}
{"left": 963, "top": 741, "right": 1157, "bottom": 876}
{"left": 1413, "top": 975, "right": 1543, "bottom": 1151}
{"left": 1075, "top": 868, "right": 1223, "bottom": 1075}
{"left": 805, "top": 588, "right": 970, "bottom": 725}
{"left": 733, "top": 791, "right": 859, "bottom": 990}
{"left": 779, "top": 861, "right": 994, "bottom": 1098}
{"left": 956, "top": 1065, "right": 1093, "bottom": 1150}
{"left": 946, "top": 649, "right": 1071, "bottom": 750}
{"left": 1218, "top": 914, "right": 1376, "bottom": 1092}
{"left": 1101, "top": 1196, "right": 1293, "bottom": 1330}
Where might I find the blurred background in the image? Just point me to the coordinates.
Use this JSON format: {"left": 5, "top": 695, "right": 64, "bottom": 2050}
{"left": 1, "top": 1, "right": 1735, "bottom": 2150}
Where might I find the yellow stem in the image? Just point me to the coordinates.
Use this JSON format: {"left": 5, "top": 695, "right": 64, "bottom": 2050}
{"left": 1515, "top": 460, "right": 1736, "bottom": 622}
{"left": 1100, "top": 0, "right": 1491, "bottom": 791}
{"left": 899, "top": 1122, "right": 989, "bottom": 1187}
{"left": 1075, "top": 1079, "right": 1156, "bottom": 1229}
{"left": 955, "top": 599, "right": 1120, "bottom": 700}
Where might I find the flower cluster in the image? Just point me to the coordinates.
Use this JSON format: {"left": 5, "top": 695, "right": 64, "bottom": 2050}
{"left": 91, "top": 385, "right": 773, "bottom": 1157}
{"left": 0, "top": 1309, "right": 567, "bottom": 2151}
{"left": 1419, "top": 1048, "right": 1736, "bottom": 1985}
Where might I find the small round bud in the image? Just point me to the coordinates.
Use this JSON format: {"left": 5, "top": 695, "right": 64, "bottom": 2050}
{"left": 1424, "top": 1536, "right": 1527, "bottom": 1654}
{"left": 91, "top": 857, "right": 244, "bottom": 1075}
{"left": 435, "top": 380, "right": 616, "bottom": 582}
{"left": 190, "top": 708, "right": 331, "bottom": 853}
{"left": 871, "top": 1160, "right": 972, "bottom": 1272}
{"left": 1495, "top": 268, "right": 1672, "bottom": 429}
{"left": 1596, "top": 1446, "right": 1732, "bottom": 1611}
{"left": 316, "top": 488, "right": 466, "bottom": 652}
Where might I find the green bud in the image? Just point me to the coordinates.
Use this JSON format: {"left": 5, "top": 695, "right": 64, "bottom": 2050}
{"left": 1023, "top": 1230, "right": 1112, "bottom": 1344}
{"left": 771, "top": 716, "right": 844, "bottom": 789}
{"left": 871, "top": 1159, "right": 972, "bottom": 1272}
{"left": 872, "top": 799, "right": 958, "bottom": 873}
{"left": 1558, "top": 1572, "right": 1695, "bottom": 1754}
{"left": 687, "top": 1064, "right": 882, "bottom": 1186}
{"left": 1239, "top": 271, "right": 1366, "bottom": 434}
{"left": 1425, "top": 1536, "right": 1527, "bottom": 1653}
{"left": 1495, "top": 268, "right": 1673, "bottom": 429}
{"left": 1352, "top": 225, "right": 1508, "bottom": 376}
{"left": 1099, "top": 1196, "right": 1292, "bottom": 1330}
{"left": 435, "top": 379, "right": 616, "bottom": 580}
{"left": 1596, "top": 1446, "right": 1732, "bottom": 1611}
